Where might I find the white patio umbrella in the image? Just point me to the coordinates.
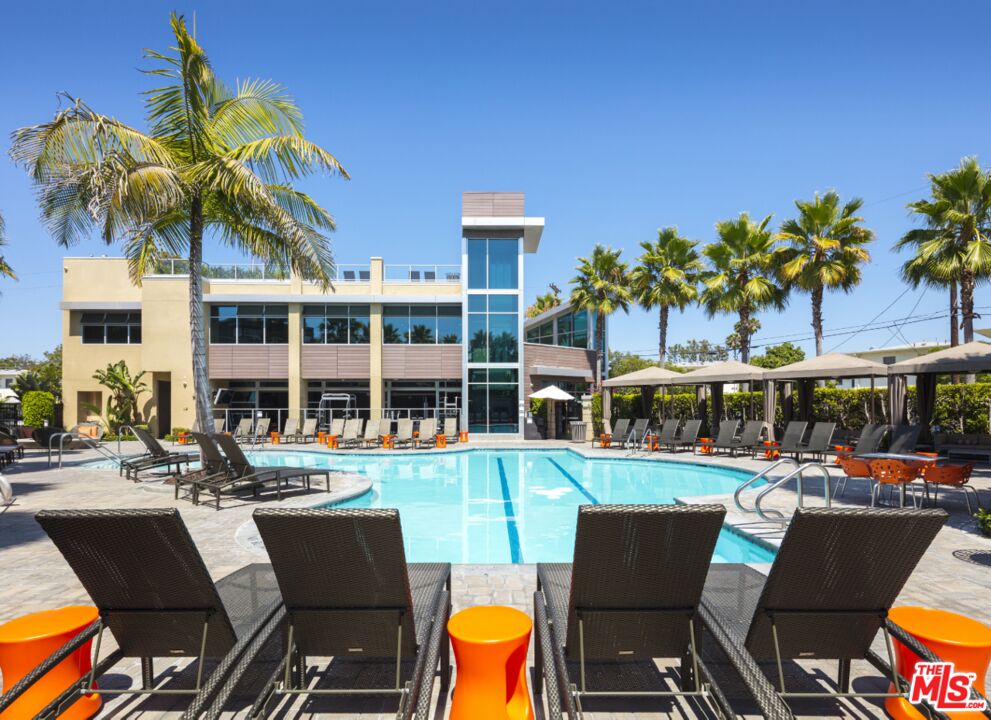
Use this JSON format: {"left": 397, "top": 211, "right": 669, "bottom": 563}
{"left": 529, "top": 385, "right": 575, "bottom": 439}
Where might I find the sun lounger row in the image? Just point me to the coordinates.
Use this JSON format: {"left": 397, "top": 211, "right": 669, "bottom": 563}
{"left": 223, "top": 416, "right": 461, "bottom": 447}
{"left": 3, "top": 505, "right": 967, "bottom": 720}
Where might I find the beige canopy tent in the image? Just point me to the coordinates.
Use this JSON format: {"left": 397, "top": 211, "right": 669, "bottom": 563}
{"left": 764, "top": 352, "right": 888, "bottom": 423}
{"left": 600, "top": 366, "right": 681, "bottom": 422}
{"left": 887, "top": 341, "right": 991, "bottom": 428}
{"left": 658, "top": 360, "right": 766, "bottom": 433}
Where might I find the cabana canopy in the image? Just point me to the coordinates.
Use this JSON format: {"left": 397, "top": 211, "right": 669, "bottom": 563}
{"left": 887, "top": 341, "right": 991, "bottom": 375}
{"left": 763, "top": 352, "right": 888, "bottom": 380}
{"left": 602, "top": 366, "right": 681, "bottom": 387}
{"left": 663, "top": 359, "right": 764, "bottom": 385}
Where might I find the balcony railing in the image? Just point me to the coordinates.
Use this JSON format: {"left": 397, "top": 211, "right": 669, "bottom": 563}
{"left": 145, "top": 260, "right": 370, "bottom": 282}
{"left": 384, "top": 264, "right": 461, "bottom": 283}
{"left": 211, "top": 407, "right": 460, "bottom": 436}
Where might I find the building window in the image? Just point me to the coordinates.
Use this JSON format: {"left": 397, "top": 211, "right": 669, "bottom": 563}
{"left": 557, "top": 310, "right": 589, "bottom": 348}
{"left": 210, "top": 305, "right": 288, "bottom": 344}
{"left": 526, "top": 321, "right": 554, "bottom": 344}
{"left": 384, "top": 305, "right": 462, "bottom": 345}
{"left": 80, "top": 312, "right": 142, "bottom": 344}
{"left": 466, "top": 295, "right": 518, "bottom": 363}
{"left": 302, "top": 305, "right": 370, "bottom": 344}
{"left": 467, "top": 368, "right": 519, "bottom": 434}
{"left": 882, "top": 355, "right": 896, "bottom": 365}
{"left": 466, "top": 238, "right": 519, "bottom": 290}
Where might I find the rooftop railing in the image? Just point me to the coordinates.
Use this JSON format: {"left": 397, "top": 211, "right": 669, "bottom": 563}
{"left": 384, "top": 264, "right": 461, "bottom": 283}
{"left": 145, "top": 259, "right": 371, "bottom": 282}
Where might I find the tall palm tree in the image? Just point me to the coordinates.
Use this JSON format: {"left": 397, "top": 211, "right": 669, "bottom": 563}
{"left": 701, "top": 213, "right": 787, "bottom": 363}
{"left": 569, "top": 244, "right": 632, "bottom": 385}
{"left": 896, "top": 157, "right": 991, "bottom": 344}
{"left": 0, "top": 211, "right": 14, "bottom": 279}
{"left": 777, "top": 192, "right": 874, "bottom": 356}
{"left": 629, "top": 227, "right": 702, "bottom": 365}
{"left": 526, "top": 290, "right": 561, "bottom": 318}
{"left": 10, "top": 14, "right": 347, "bottom": 431}
{"left": 898, "top": 222, "right": 960, "bottom": 348}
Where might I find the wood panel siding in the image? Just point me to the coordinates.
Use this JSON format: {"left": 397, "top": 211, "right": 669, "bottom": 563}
{"left": 462, "top": 192, "right": 524, "bottom": 217}
{"left": 300, "top": 345, "right": 371, "bottom": 379}
{"left": 208, "top": 345, "right": 289, "bottom": 379}
{"left": 523, "top": 343, "right": 597, "bottom": 391}
{"left": 382, "top": 345, "right": 462, "bottom": 379}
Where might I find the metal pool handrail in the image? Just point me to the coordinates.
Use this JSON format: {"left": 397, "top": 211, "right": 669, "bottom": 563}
{"left": 734, "top": 457, "right": 799, "bottom": 514}
{"left": 754, "top": 461, "right": 832, "bottom": 523}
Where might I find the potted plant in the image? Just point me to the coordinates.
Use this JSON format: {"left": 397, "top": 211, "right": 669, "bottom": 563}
{"left": 976, "top": 508, "right": 991, "bottom": 538}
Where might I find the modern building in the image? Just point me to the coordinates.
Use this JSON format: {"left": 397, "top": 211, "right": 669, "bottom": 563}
{"left": 0, "top": 369, "right": 21, "bottom": 405}
{"left": 61, "top": 192, "right": 600, "bottom": 438}
{"left": 843, "top": 341, "right": 947, "bottom": 388}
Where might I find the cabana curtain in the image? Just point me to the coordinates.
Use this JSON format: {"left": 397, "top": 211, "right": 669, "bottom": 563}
{"left": 796, "top": 379, "right": 815, "bottom": 422}
{"left": 762, "top": 379, "right": 777, "bottom": 440}
{"left": 916, "top": 373, "right": 937, "bottom": 429}
{"left": 888, "top": 375, "right": 908, "bottom": 426}
{"left": 710, "top": 382, "right": 724, "bottom": 429}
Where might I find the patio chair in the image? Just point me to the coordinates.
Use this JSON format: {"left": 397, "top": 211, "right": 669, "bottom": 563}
{"left": 888, "top": 424, "right": 922, "bottom": 454}
{"left": 720, "top": 419, "right": 767, "bottom": 457}
{"left": 120, "top": 426, "right": 196, "bottom": 481}
{"left": 533, "top": 504, "right": 790, "bottom": 720}
{"left": 834, "top": 455, "right": 875, "bottom": 498}
{"left": 299, "top": 417, "right": 318, "bottom": 442}
{"left": 772, "top": 421, "right": 808, "bottom": 458}
{"left": 233, "top": 417, "right": 254, "bottom": 442}
{"left": 666, "top": 418, "right": 702, "bottom": 452}
{"left": 652, "top": 418, "right": 680, "bottom": 450}
{"left": 360, "top": 418, "right": 382, "bottom": 447}
{"left": 615, "top": 418, "right": 649, "bottom": 449}
{"left": 415, "top": 418, "right": 437, "bottom": 448}
{"left": 779, "top": 421, "right": 834, "bottom": 462}
{"left": 822, "top": 423, "right": 885, "bottom": 460}
{"left": 327, "top": 417, "right": 345, "bottom": 439}
{"left": 339, "top": 418, "right": 363, "bottom": 448}
{"left": 252, "top": 417, "right": 272, "bottom": 444}
{"left": 443, "top": 416, "right": 458, "bottom": 441}
{"left": 282, "top": 417, "right": 300, "bottom": 443}
{"left": 213, "top": 418, "right": 226, "bottom": 433}
{"left": 394, "top": 418, "right": 415, "bottom": 448}
{"left": 695, "top": 419, "right": 739, "bottom": 455}
{"left": 173, "top": 433, "right": 233, "bottom": 503}
{"left": 701, "top": 507, "right": 947, "bottom": 713}
{"left": 0, "top": 428, "right": 25, "bottom": 459}
{"left": 921, "top": 462, "right": 984, "bottom": 513}
{"left": 868, "top": 458, "right": 924, "bottom": 508}
{"left": 595, "top": 418, "right": 629, "bottom": 448}
{"left": 8, "top": 509, "right": 281, "bottom": 717}
{"left": 225, "top": 508, "right": 452, "bottom": 720}
{"left": 215, "top": 432, "right": 330, "bottom": 493}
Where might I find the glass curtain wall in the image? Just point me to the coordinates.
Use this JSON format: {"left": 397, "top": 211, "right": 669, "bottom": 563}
{"left": 464, "top": 237, "right": 522, "bottom": 434}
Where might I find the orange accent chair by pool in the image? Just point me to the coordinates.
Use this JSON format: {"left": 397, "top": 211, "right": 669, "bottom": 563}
{"left": 835, "top": 455, "right": 874, "bottom": 498}
{"left": 920, "top": 462, "right": 983, "bottom": 513}
{"left": 868, "top": 458, "right": 923, "bottom": 507}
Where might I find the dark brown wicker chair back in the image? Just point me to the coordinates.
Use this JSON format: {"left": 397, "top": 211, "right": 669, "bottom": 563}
{"left": 253, "top": 507, "right": 418, "bottom": 658}
{"left": 856, "top": 423, "right": 889, "bottom": 454}
{"left": 133, "top": 426, "right": 168, "bottom": 458}
{"left": 804, "top": 422, "right": 836, "bottom": 452}
{"left": 679, "top": 419, "right": 702, "bottom": 442}
{"left": 714, "top": 420, "right": 739, "bottom": 445}
{"left": 565, "top": 504, "right": 726, "bottom": 660}
{"left": 212, "top": 432, "right": 255, "bottom": 477}
{"left": 35, "top": 508, "right": 238, "bottom": 657}
{"left": 738, "top": 420, "right": 766, "bottom": 445}
{"left": 192, "top": 432, "right": 229, "bottom": 475}
{"left": 657, "top": 418, "right": 680, "bottom": 442}
{"left": 888, "top": 424, "right": 922, "bottom": 454}
{"left": 778, "top": 421, "right": 808, "bottom": 448}
{"left": 745, "top": 507, "right": 947, "bottom": 661}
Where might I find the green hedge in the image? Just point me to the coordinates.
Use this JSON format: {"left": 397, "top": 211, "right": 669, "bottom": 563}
{"left": 598, "top": 383, "right": 991, "bottom": 433}
{"left": 22, "top": 390, "right": 55, "bottom": 427}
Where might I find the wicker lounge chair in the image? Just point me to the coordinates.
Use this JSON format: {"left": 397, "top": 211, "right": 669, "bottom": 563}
{"left": 5, "top": 509, "right": 282, "bottom": 717}
{"left": 665, "top": 418, "right": 702, "bottom": 452}
{"left": 777, "top": 421, "right": 835, "bottom": 462}
{"left": 701, "top": 507, "right": 948, "bottom": 713}
{"left": 614, "top": 418, "right": 649, "bottom": 449}
{"left": 596, "top": 418, "right": 629, "bottom": 447}
{"left": 533, "top": 504, "right": 791, "bottom": 720}
{"left": 888, "top": 424, "right": 922, "bottom": 454}
{"left": 211, "top": 508, "right": 452, "bottom": 720}
{"left": 695, "top": 419, "right": 739, "bottom": 455}
{"left": 215, "top": 432, "right": 330, "bottom": 492}
{"left": 652, "top": 418, "right": 681, "bottom": 449}
{"left": 120, "top": 426, "right": 196, "bottom": 481}
{"left": 714, "top": 419, "right": 766, "bottom": 457}
{"left": 173, "top": 433, "right": 232, "bottom": 502}
{"left": 0, "top": 428, "right": 24, "bottom": 459}
{"left": 823, "top": 423, "right": 889, "bottom": 460}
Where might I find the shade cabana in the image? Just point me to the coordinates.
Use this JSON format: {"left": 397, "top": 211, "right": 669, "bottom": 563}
{"left": 660, "top": 360, "right": 766, "bottom": 433}
{"left": 887, "top": 341, "right": 991, "bottom": 428}
{"left": 764, "top": 352, "right": 888, "bottom": 424}
{"left": 600, "top": 366, "right": 681, "bottom": 422}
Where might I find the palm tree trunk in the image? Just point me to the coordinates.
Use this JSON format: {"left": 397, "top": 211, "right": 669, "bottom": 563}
{"left": 739, "top": 306, "right": 751, "bottom": 364}
{"left": 658, "top": 305, "right": 670, "bottom": 366}
{"left": 949, "top": 281, "right": 960, "bottom": 347}
{"left": 811, "top": 284, "right": 824, "bottom": 356}
{"left": 596, "top": 311, "right": 605, "bottom": 387}
{"left": 960, "top": 270, "right": 976, "bottom": 344}
{"left": 188, "top": 193, "right": 214, "bottom": 432}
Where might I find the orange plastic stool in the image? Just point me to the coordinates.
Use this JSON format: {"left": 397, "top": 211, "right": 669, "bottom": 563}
{"left": 177, "top": 432, "right": 190, "bottom": 445}
{"left": 448, "top": 606, "right": 534, "bottom": 720}
{"left": 381, "top": 434, "right": 394, "bottom": 449}
{"left": 0, "top": 606, "right": 102, "bottom": 720}
{"left": 436, "top": 434, "right": 447, "bottom": 449}
{"left": 459, "top": 431, "right": 469, "bottom": 443}
{"left": 698, "top": 437, "right": 714, "bottom": 455}
{"left": 886, "top": 606, "right": 991, "bottom": 719}
{"left": 763, "top": 441, "right": 780, "bottom": 459}
{"left": 598, "top": 434, "right": 611, "bottom": 448}
{"left": 270, "top": 431, "right": 280, "bottom": 444}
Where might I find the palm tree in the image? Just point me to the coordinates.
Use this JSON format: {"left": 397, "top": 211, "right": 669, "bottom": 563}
{"left": 526, "top": 290, "right": 561, "bottom": 318}
{"left": 630, "top": 227, "right": 702, "bottom": 365}
{"left": 10, "top": 14, "right": 347, "bottom": 431}
{"left": 701, "top": 213, "right": 787, "bottom": 363}
{"left": 777, "top": 192, "right": 874, "bottom": 356}
{"left": 0, "top": 211, "right": 14, "bottom": 279}
{"left": 569, "top": 244, "right": 632, "bottom": 385}
{"left": 896, "top": 157, "right": 991, "bottom": 344}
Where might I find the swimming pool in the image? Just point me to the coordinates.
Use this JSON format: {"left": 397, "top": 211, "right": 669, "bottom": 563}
{"left": 246, "top": 448, "right": 775, "bottom": 565}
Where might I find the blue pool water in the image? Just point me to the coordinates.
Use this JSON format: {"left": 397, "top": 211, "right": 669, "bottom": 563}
{"left": 245, "top": 448, "right": 775, "bottom": 565}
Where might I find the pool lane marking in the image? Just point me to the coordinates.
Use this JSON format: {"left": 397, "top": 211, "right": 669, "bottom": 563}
{"left": 546, "top": 458, "right": 600, "bottom": 504}
{"left": 495, "top": 458, "right": 523, "bottom": 563}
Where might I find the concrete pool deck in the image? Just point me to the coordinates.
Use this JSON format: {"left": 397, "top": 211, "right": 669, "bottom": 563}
{"left": 1, "top": 439, "right": 990, "bottom": 718}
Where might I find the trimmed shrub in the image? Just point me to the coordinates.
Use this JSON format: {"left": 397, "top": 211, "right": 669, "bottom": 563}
{"left": 22, "top": 390, "right": 55, "bottom": 427}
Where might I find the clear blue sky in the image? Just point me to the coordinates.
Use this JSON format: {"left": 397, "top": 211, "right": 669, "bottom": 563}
{"left": 1, "top": 0, "right": 988, "bottom": 360}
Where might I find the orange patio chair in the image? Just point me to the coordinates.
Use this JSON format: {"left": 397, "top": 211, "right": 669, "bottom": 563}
{"left": 835, "top": 455, "right": 874, "bottom": 499}
{"left": 920, "top": 462, "right": 983, "bottom": 514}
{"left": 868, "top": 459, "right": 923, "bottom": 508}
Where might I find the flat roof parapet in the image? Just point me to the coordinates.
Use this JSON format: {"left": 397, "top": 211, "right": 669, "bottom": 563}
{"left": 462, "top": 192, "right": 525, "bottom": 217}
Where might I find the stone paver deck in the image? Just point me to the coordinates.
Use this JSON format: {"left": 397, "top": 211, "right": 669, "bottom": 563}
{"left": 1, "top": 439, "right": 989, "bottom": 718}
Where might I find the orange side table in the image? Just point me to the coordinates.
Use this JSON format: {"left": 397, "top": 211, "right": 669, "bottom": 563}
{"left": 270, "top": 431, "right": 280, "bottom": 444}
{"left": 886, "top": 606, "right": 991, "bottom": 719}
{"left": 831, "top": 445, "right": 853, "bottom": 464}
{"left": 763, "top": 440, "right": 780, "bottom": 459}
{"left": 177, "top": 432, "right": 190, "bottom": 445}
{"left": 436, "top": 434, "right": 447, "bottom": 449}
{"left": 598, "top": 434, "right": 611, "bottom": 448}
{"left": 459, "top": 431, "right": 469, "bottom": 443}
{"left": 381, "top": 434, "right": 394, "bottom": 449}
{"left": 698, "top": 437, "right": 714, "bottom": 455}
{"left": 448, "top": 606, "right": 534, "bottom": 720}
{"left": 327, "top": 435, "right": 339, "bottom": 449}
{"left": 317, "top": 431, "right": 327, "bottom": 444}
{"left": 0, "top": 606, "right": 102, "bottom": 720}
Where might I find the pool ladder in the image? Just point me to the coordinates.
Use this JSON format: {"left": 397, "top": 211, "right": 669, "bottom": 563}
{"left": 734, "top": 457, "right": 832, "bottom": 523}
{"left": 48, "top": 432, "right": 125, "bottom": 470}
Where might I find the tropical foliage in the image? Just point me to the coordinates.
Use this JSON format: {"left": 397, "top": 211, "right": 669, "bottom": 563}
{"left": 21, "top": 390, "right": 55, "bottom": 428}
{"left": 9, "top": 13, "right": 347, "bottom": 431}
{"left": 569, "top": 245, "right": 632, "bottom": 385}
{"left": 526, "top": 289, "right": 561, "bottom": 318}
{"left": 750, "top": 341, "right": 805, "bottom": 369}
{"left": 11, "top": 346, "right": 62, "bottom": 401}
{"left": 897, "top": 157, "right": 991, "bottom": 344}
{"left": 0, "top": 211, "right": 13, "bottom": 279}
{"left": 667, "top": 339, "right": 728, "bottom": 365}
{"left": 777, "top": 192, "right": 874, "bottom": 355}
{"left": 700, "top": 213, "right": 786, "bottom": 363}
{"left": 607, "top": 350, "right": 656, "bottom": 377}
{"left": 86, "top": 360, "right": 149, "bottom": 432}
{"left": 630, "top": 227, "right": 702, "bottom": 364}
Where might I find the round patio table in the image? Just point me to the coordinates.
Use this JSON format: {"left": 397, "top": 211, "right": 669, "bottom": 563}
{"left": 0, "top": 605, "right": 102, "bottom": 720}
{"left": 885, "top": 606, "right": 991, "bottom": 719}
{"left": 448, "top": 606, "right": 534, "bottom": 720}
{"left": 859, "top": 453, "right": 939, "bottom": 508}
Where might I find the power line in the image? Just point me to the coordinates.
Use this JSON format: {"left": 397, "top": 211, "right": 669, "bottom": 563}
{"left": 826, "top": 286, "right": 914, "bottom": 352}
